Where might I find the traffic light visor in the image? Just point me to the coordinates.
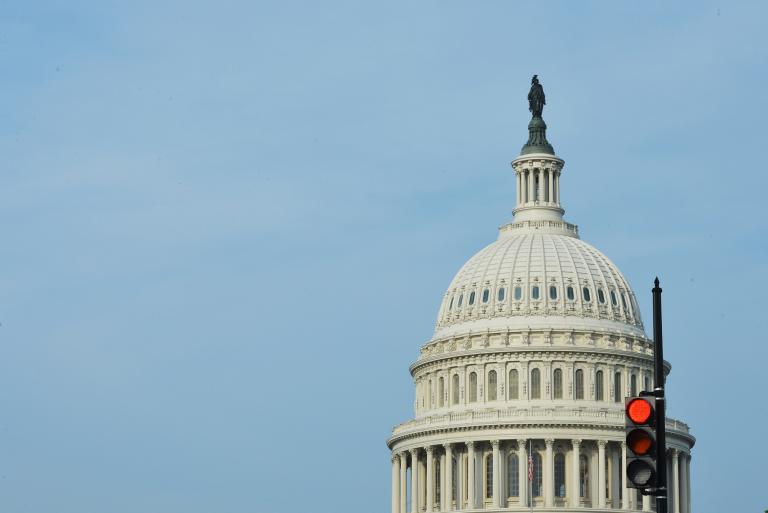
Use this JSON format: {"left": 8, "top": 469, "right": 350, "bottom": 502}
{"left": 627, "top": 429, "right": 654, "bottom": 456}
{"left": 626, "top": 398, "right": 653, "bottom": 424}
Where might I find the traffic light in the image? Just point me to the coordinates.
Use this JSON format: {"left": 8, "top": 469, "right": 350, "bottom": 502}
{"left": 625, "top": 396, "right": 657, "bottom": 489}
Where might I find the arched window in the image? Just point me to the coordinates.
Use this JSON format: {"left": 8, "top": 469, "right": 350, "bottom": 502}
{"left": 555, "top": 453, "right": 566, "bottom": 497}
{"left": 549, "top": 285, "right": 557, "bottom": 300}
{"left": 580, "top": 454, "right": 590, "bottom": 498}
{"left": 457, "top": 294, "right": 463, "bottom": 308}
{"left": 567, "top": 286, "right": 575, "bottom": 300}
{"left": 575, "top": 369, "right": 585, "bottom": 400}
{"left": 614, "top": 371, "right": 622, "bottom": 402}
{"left": 435, "top": 458, "right": 442, "bottom": 504}
{"left": 610, "top": 290, "right": 618, "bottom": 306}
{"left": 485, "top": 453, "right": 494, "bottom": 499}
{"left": 469, "top": 372, "right": 478, "bottom": 403}
{"left": 498, "top": 287, "right": 506, "bottom": 302}
{"left": 596, "top": 370, "right": 604, "bottom": 401}
{"left": 487, "top": 370, "right": 497, "bottom": 401}
{"left": 482, "top": 289, "right": 490, "bottom": 303}
{"left": 553, "top": 368, "right": 563, "bottom": 399}
{"left": 631, "top": 374, "right": 637, "bottom": 396}
{"left": 507, "top": 452, "right": 519, "bottom": 497}
{"left": 508, "top": 369, "right": 519, "bottom": 399}
{"left": 448, "top": 296, "right": 454, "bottom": 310}
{"left": 451, "top": 374, "right": 459, "bottom": 405}
{"left": 514, "top": 286, "right": 522, "bottom": 300}
{"left": 598, "top": 288, "right": 606, "bottom": 304}
{"left": 582, "top": 287, "right": 591, "bottom": 302}
{"left": 532, "top": 286, "right": 540, "bottom": 300}
{"left": 438, "top": 377, "right": 445, "bottom": 407}
{"left": 530, "top": 369, "right": 541, "bottom": 399}
{"left": 532, "top": 452, "right": 543, "bottom": 497}
{"left": 469, "top": 291, "right": 475, "bottom": 305}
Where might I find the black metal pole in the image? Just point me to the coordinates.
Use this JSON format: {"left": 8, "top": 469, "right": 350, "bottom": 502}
{"left": 652, "top": 277, "right": 668, "bottom": 513}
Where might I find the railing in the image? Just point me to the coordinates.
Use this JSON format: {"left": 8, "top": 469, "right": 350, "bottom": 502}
{"left": 391, "top": 407, "right": 690, "bottom": 437}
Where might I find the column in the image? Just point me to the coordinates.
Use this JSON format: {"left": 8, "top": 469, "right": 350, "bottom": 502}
{"left": 426, "top": 446, "right": 434, "bottom": 512}
{"left": 548, "top": 169, "right": 554, "bottom": 204}
{"left": 679, "top": 452, "right": 688, "bottom": 513}
{"left": 571, "top": 439, "right": 581, "bottom": 508}
{"left": 672, "top": 449, "right": 680, "bottom": 513}
{"left": 598, "top": 440, "right": 606, "bottom": 508}
{"left": 528, "top": 170, "right": 534, "bottom": 203}
{"left": 642, "top": 493, "right": 651, "bottom": 511}
{"left": 491, "top": 440, "right": 501, "bottom": 508}
{"left": 516, "top": 172, "right": 521, "bottom": 206}
{"left": 411, "top": 449, "right": 420, "bottom": 513}
{"left": 393, "top": 453, "right": 401, "bottom": 513}
{"left": 444, "top": 444, "right": 453, "bottom": 511}
{"left": 686, "top": 454, "right": 692, "bottom": 513}
{"left": 621, "top": 442, "right": 629, "bottom": 510}
{"left": 518, "top": 440, "right": 528, "bottom": 508}
{"left": 544, "top": 438, "right": 554, "bottom": 507}
{"left": 611, "top": 447, "right": 620, "bottom": 508}
{"left": 466, "top": 441, "right": 475, "bottom": 510}
{"left": 400, "top": 453, "right": 408, "bottom": 513}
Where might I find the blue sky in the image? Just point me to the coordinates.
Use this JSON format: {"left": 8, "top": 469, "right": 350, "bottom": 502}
{"left": 1, "top": 1, "right": 766, "bottom": 512}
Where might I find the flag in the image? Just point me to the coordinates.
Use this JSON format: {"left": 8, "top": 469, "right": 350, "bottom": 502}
{"left": 528, "top": 452, "right": 534, "bottom": 481}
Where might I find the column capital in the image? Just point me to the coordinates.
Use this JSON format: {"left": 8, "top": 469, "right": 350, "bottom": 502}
{"left": 410, "top": 448, "right": 420, "bottom": 457}
{"left": 466, "top": 440, "right": 475, "bottom": 451}
{"left": 598, "top": 439, "right": 607, "bottom": 448}
{"left": 425, "top": 445, "right": 434, "bottom": 455}
{"left": 391, "top": 453, "right": 399, "bottom": 464}
{"left": 545, "top": 438, "right": 555, "bottom": 447}
{"left": 572, "top": 438, "right": 581, "bottom": 447}
{"left": 621, "top": 441, "right": 627, "bottom": 449}
{"left": 443, "top": 443, "right": 453, "bottom": 453}
{"left": 517, "top": 438, "right": 528, "bottom": 448}
{"left": 491, "top": 439, "right": 501, "bottom": 449}
{"left": 399, "top": 452, "right": 408, "bottom": 462}
{"left": 670, "top": 447, "right": 679, "bottom": 457}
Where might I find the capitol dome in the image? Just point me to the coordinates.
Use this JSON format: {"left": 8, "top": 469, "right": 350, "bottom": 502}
{"left": 387, "top": 78, "right": 694, "bottom": 513}
{"left": 435, "top": 230, "right": 644, "bottom": 339}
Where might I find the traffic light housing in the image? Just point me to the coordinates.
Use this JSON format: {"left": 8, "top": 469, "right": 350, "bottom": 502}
{"left": 625, "top": 396, "right": 657, "bottom": 489}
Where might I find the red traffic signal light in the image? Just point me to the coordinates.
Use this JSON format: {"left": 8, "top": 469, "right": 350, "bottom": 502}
{"left": 625, "top": 396, "right": 657, "bottom": 489}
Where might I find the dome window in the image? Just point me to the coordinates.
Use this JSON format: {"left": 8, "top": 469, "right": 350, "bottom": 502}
{"left": 469, "top": 291, "right": 476, "bottom": 305}
{"left": 597, "top": 288, "right": 606, "bottom": 304}
{"left": 497, "top": 287, "right": 506, "bottom": 302}
{"left": 621, "top": 293, "right": 628, "bottom": 311}
{"left": 482, "top": 289, "right": 489, "bottom": 303}
{"left": 549, "top": 286, "right": 557, "bottom": 300}
{"left": 531, "top": 286, "right": 540, "bottom": 300}
{"left": 610, "top": 290, "right": 618, "bottom": 306}
{"left": 448, "top": 297, "right": 454, "bottom": 310}
{"left": 514, "top": 286, "right": 522, "bottom": 300}
{"left": 457, "top": 294, "right": 463, "bottom": 308}
{"left": 566, "top": 286, "right": 575, "bottom": 301}
{"left": 582, "top": 287, "right": 591, "bottom": 302}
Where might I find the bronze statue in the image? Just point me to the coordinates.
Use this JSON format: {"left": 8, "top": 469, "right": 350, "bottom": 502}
{"left": 528, "top": 75, "right": 545, "bottom": 117}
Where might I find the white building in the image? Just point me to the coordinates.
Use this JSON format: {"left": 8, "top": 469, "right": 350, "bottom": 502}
{"left": 387, "top": 83, "right": 694, "bottom": 513}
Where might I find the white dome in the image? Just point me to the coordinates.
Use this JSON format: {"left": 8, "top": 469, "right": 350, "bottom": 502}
{"left": 434, "top": 228, "right": 644, "bottom": 340}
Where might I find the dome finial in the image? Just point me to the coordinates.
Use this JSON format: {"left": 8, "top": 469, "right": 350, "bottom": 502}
{"left": 521, "top": 75, "right": 555, "bottom": 155}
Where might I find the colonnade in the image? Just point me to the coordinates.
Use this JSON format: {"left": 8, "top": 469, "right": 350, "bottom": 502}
{"left": 391, "top": 439, "right": 691, "bottom": 513}
{"left": 516, "top": 168, "right": 559, "bottom": 206}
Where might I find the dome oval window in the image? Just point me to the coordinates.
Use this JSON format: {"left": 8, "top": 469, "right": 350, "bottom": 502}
{"left": 469, "top": 291, "right": 475, "bottom": 305}
{"left": 566, "top": 286, "right": 575, "bottom": 301}
{"left": 610, "top": 290, "right": 618, "bottom": 306}
{"left": 482, "top": 289, "right": 490, "bottom": 303}
{"left": 582, "top": 287, "right": 591, "bottom": 302}
{"left": 457, "top": 294, "right": 463, "bottom": 308}
{"left": 531, "top": 286, "right": 540, "bottom": 300}
{"left": 514, "top": 286, "right": 522, "bottom": 300}
{"left": 498, "top": 287, "right": 506, "bottom": 302}
{"left": 549, "top": 286, "right": 557, "bottom": 300}
{"left": 597, "top": 288, "right": 606, "bottom": 304}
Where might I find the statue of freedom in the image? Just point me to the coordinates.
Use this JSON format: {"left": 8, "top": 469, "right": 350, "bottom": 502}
{"left": 528, "top": 75, "right": 545, "bottom": 117}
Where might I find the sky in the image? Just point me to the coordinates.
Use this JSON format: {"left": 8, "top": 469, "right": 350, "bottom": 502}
{"left": 0, "top": 1, "right": 767, "bottom": 512}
